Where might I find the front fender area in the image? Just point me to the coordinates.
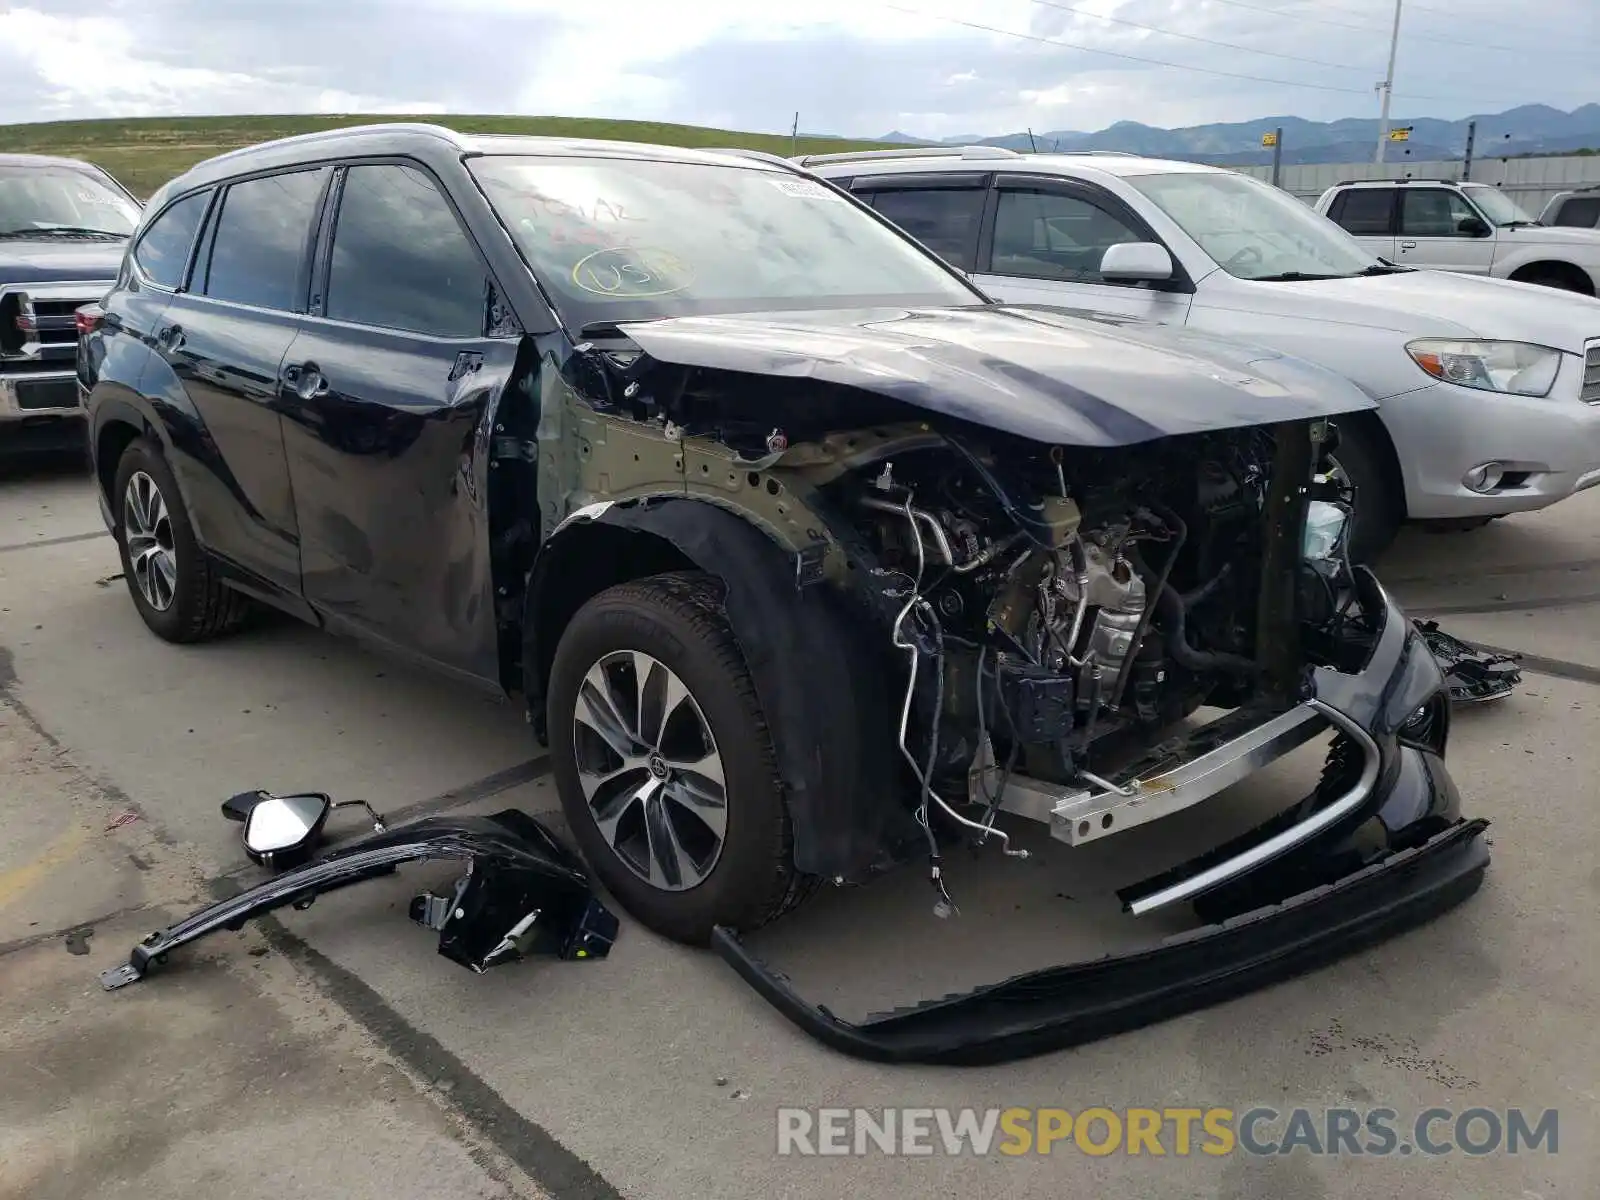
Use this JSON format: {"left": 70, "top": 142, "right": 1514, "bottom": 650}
{"left": 524, "top": 496, "right": 918, "bottom": 881}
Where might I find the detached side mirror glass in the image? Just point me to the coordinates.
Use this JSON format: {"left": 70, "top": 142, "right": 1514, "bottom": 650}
{"left": 243, "top": 792, "right": 332, "bottom": 868}
{"left": 1099, "top": 242, "right": 1175, "bottom": 283}
{"left": 1458, "top": 215, "right": 1491, "bottom": 237}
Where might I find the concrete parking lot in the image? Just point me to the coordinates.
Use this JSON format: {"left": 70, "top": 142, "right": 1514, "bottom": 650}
{"left": 2, "top": 449, "right": 1596, "bottom": 1200}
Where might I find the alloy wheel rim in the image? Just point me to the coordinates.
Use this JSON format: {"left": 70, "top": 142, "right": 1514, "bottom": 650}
{"left": 571, "top": 650, "right": 727, "bottom": 891}
{"left": 123, "top": 471, "right": 178, "bottom": 612}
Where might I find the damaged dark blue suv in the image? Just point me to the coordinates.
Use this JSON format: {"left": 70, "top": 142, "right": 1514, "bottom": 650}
{"left": 81, "top": 124, "right": 1487, "bottom": 1064}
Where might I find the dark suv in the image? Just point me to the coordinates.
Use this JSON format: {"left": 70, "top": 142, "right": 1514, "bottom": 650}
{"left": 82, "top": 124, "right": 1486, "bottom": 1058}
{"left": 1, "top": 153, "right": 140, "bottom": 450}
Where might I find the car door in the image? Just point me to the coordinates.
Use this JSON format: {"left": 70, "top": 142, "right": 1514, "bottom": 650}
{"left": 151, "top": 166, "right": 329, "bottom": 599}
{"left": 277, "top": 159, "right": 520, "bottom": 685}
{"left": 1323, "top": 187, "right": 1398, "bottom": 261}
{"left": 968, "top": 175, "right": 1193, "bottom": 324}
{"left": 1396, "top": 187, "right": 1496, "bottom": 274}
{"left": 850, "top": 173, "right": 990, "bottom": 275}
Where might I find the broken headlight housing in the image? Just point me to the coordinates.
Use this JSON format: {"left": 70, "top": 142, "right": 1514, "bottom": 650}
{"left": 1405, "top": 339, "right": 1562, "bottom": 398}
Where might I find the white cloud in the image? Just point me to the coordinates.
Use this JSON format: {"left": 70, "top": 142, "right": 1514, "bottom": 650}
{"left": 0, "top": 0, "right": 1592, "bottom": 140}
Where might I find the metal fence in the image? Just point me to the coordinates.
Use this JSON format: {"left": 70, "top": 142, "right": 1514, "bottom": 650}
{"left": 1237, "top": 155, "right": 1600, "bottom": 214}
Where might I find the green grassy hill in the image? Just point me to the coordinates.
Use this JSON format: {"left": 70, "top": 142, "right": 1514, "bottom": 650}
{"left": 0, "top": 114, "right": 900, "bottom": 198}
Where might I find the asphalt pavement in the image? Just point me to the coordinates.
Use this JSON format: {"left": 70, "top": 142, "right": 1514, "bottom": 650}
{"left": 2, "top": 450, "right": 1596, "bottom": 1199}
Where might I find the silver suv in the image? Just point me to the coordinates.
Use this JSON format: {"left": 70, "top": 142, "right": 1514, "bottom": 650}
{"left": 804, "top": 147, "right": 1600, "bottom": 560}
{"left": 1315, "top": 178, "right": 1600, "bottom": 295}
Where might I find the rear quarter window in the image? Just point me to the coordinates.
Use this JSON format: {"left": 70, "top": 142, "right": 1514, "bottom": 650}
{"left": 1552, "top": 196, "right": 1600, "bottom": 228}
{"left": 132, "top": 191, "right": 210, "bottom": 289}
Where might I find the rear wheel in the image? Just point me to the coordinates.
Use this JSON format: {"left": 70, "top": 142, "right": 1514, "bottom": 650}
{"left": 111, "top": 437, "right": 249, "bottom": 642}
{"left": 546, "top": 571, "right": 816, "bottom": 945}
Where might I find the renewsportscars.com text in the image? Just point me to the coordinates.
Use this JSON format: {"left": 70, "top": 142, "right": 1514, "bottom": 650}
{"left": 775, "top": 1106, "right": 1559, "bottom": 1158}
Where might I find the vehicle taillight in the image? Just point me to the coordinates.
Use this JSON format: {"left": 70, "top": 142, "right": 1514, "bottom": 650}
{"left": 14, "top": 311, "right": 35, "bottom": 332}
{"left": 76, "top": 304, "right": 105, "bottom": 335}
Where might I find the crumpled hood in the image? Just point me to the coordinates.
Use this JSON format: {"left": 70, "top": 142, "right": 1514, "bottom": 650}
{"left": 1225, "top": 269, "right": 1600, "bottom": 352}
{"left": 615, "top": 304, "right": 1375, "bottom": 447}
{"left": 0, "top": 237, "right": 125, "bottom": 285}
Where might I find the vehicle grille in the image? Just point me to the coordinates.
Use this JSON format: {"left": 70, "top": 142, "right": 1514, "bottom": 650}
{"left": 14, "top": 378, "right": 79, "bottom": 411}
{"left": 1584, "top": 342, "right": 1600, "bottom": 404}
{"left": 0, "top": 289, "right": 99, "bottom": 361}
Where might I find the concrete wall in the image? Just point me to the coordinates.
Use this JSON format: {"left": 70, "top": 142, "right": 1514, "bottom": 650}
{"left": 1237, "top": 155, "right": 1600, "bottom": 215}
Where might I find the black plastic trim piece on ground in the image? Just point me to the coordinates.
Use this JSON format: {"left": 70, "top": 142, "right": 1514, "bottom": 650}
{"left": 712, "top": 818, "right": 1490, "bottom": 1066}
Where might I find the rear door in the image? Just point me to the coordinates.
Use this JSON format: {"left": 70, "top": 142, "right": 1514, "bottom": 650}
{"left": 849, "top": 173, "right": 990, "bottom": 275}
{"left": 151, "top": 166, "right": 329, "bottom": 598}
{"left": 1323, "top": 187, "right": 1398, "bottom": 262}
{"left": 278, "top": 159, "right": 519, "bottom": 684}
{"left": 1396, "top": 187, "right": 1496, "bottom": 274}
{"left": 970, "top": 175, "right": 1193, "bottom": 324}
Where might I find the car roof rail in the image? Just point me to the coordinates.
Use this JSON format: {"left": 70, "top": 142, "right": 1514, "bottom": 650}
{"left": 702, "top": 148, "right": 804, "bottom": 169}
{"left": 793, "top": 145, "right": 1024, "bottom": 167}
{"left": 1340, "top": 177, "right": 1462, "bottom": 187}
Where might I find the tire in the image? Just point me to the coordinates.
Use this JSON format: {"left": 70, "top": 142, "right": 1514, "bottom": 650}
{"left": 111, "top": 436, "right": 250, "bottom": 643}
{"left": 1513, "top": 267, "right": 1592, "bottom": 295}
{"left": 1327, "top": 420, "right": 1400, "bottom": 565}
{"left": 546, "top": 571, "right": 816, "bottom": 945}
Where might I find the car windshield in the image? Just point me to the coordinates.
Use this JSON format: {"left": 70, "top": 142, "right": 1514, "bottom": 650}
{"left": 1460, "top": 184, "right": 1539, "bottom": 226}
{"left": 467, "top": 155, "right": 982, "bottom": 328}
{"left": 0, "top": 166, "right": 139, "bottom": 236}
{"left": 1126, "top": 170, "right": 1380, "bottom": 281}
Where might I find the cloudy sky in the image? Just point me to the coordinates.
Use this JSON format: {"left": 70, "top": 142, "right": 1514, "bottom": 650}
{"left": 1, "top": 0, "right": 1594, "bottom": 137}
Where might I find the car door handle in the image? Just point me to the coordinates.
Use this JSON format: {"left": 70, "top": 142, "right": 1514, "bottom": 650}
{"left": 282, "top": 363, "right": 329, "bottom": 400}
{"left": 449, "top": 351, "right": 483, "bottom": 382}
{"left": 1399, "top": 240, "right": 1417, "bottom": 250}
{"left": 156, "top": 323, "right": 185, "bottom": 351}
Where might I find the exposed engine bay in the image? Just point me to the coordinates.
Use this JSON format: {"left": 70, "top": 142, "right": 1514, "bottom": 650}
{"left": 808, "top": 418, "right": 1361, "bottom": 907}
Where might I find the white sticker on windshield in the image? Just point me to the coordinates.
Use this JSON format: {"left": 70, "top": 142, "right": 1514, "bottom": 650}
{"left": 768, "top": 177, "right": 834, "bottom": 200}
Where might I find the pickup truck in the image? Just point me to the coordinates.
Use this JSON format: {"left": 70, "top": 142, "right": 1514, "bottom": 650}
{"left": 1315, "top": 178, "right": 1600, "bottom": 295}
{"left": 0, "top": 153, "right": 140, "bottom": 452}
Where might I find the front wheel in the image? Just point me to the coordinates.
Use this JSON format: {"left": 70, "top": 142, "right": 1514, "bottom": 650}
{"left": 1326, "top": 420, "right": 1400, "bottom": 565}
{"left": 546, "top": 571, "right": 816, "bottom": 945}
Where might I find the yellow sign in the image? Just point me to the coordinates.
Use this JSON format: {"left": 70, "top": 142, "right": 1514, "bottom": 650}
{"left": 1389, "top": 127, "right": 1412, "bottom": 141}
{"left": 1261, "top": 131, "right": 1278, "bottom": 147}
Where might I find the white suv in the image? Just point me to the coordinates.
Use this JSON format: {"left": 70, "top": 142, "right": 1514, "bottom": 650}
{"left": 1315, "top": 178, "right": 1600, "bottom": 295}
{"left": 802, "top": 147, "right": 1600, "bottom": 559}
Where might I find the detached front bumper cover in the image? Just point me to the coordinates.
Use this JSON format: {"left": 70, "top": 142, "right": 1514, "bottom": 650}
{"left": 100, "top": 809, "right": 619, "bottom": 991}
{"left": 714, "top": 818, "right": 1488, "bottom": 1066}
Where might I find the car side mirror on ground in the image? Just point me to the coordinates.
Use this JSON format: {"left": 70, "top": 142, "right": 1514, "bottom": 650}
{"left": 1099, "top": 242, "right": 1174, "bottom": 283}
{"left": 1458, "top": 215, "right": 1491, "bottom": 237}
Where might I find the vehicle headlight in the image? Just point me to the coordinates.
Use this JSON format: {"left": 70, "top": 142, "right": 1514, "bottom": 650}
{"left": 1405, "top": 339, "right": 1562, "bottom": 397}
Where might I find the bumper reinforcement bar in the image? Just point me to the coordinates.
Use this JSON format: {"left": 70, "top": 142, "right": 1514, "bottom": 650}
{"left": 712, "top": 818, "right": 1489, "bottom": 1066}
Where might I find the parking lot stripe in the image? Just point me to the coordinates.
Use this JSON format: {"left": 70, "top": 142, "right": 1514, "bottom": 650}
{"left": 0, "top": 529, "right": 108, "bottom": 554}
{"left": 217, "top": 874, "right": 625, "bottom": 1200}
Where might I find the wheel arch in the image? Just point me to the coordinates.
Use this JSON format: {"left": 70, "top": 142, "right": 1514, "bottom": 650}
{"left": 1507, "top": 259, "right": 1596, "bottom": 295}
{"left": 523, "top": 496, "right": 915, "bottom": 881}
{"left": 1335, "top": 405, "right": 1408, "bottom": 521}
{"left": 88, "top": 389, "right": 165, "bottom": 518}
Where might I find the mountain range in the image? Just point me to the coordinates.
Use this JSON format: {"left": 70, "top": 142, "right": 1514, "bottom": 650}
{"left": 876, "top": 104, "right": 1600, "bottom": 166}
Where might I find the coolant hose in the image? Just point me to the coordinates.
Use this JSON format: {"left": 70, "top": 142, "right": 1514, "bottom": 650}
{"left": 1153, "top": 578, "right": 1257, "bottom": 676}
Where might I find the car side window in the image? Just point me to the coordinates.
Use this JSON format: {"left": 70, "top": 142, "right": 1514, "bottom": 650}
{"left": 201, "top": 168, "right": 328, "bottom": 311}
{"left": 1401, "top": 189, "right": 1480, "bottom": 238}
{"left": 132, "top": 191, "right": 209, "bottom": 289}
{"left": 991, "top": 189, "right": 1143, "bottom": 284}
{"left": 1328, "top": 188, "right": 1394, "bottom": 235}
{"left": 1552, "top": 197, "right": 1600, "bottom": 228}
{"left": 325, "top": 164, "right": 485, "bottom": 336}
{"left": 861, "top": 188, "right": 985, "bottom": 271}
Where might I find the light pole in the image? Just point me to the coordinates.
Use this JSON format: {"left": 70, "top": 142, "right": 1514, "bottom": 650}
{"left": 1375, "top": 0, "right": 1404, "bottom": 164}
